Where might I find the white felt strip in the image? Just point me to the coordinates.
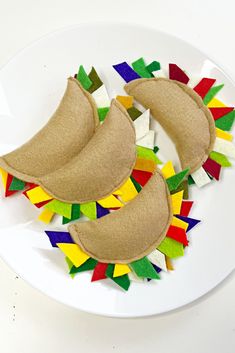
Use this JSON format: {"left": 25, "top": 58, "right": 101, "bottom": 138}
{"left": 137, "top": 130, "right": 155, "bottom": 149}
{"left": 152, "top": 69, "right": 167, "bottom": 78}
{"left": 134, "top": 109, "right": 150, "bottom": 140}
{"left": 128, "top": 271, "right": 145, "bottom": 283}
{"left": 92, "top": 84, "right": 110, "bottom": 108}
{"left": 213, "top": 137, "right": 235, "bottom": 159}
{"left": 147, "top": 249, "right": 167, "bottom": 272}
{"left": 191, "top": 167, "right": 211, "bottom": 187}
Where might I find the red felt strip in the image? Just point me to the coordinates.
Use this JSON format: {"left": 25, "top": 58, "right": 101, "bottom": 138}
{"left": 34, "top": 200, "right": 52, "bottom": 208}
{"left": 22, "top": 183, "right": 38, "bottom": 199}
{"left": 202, "top": 158, "right": 221, "bottom": 180}
{"left": 5, "top": 174, "right": 18, "bottom": 197}
{"left": 131, "top": 170, "right": 153, "bottom": 187}
{"left": 180, "top": 201, "right": 193, "bottom": 217}
{"left": 166, "top": 225, "right": 189, "bottom": 246}
{"left": 209, "top": 107, "right": 234, "bottom": 120}
{"left": 91, "top": 263, "right": 108, "bottom": 282}
{"left": 193, "top": 78, "right": 216, "bottom": 98}
{"left": 169, "top": 64, "right": 189, "bottom": 84}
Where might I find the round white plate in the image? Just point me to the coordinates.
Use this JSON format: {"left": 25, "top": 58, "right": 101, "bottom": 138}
{"left": 0, "top": 23, "right": 234, "bottom": 318}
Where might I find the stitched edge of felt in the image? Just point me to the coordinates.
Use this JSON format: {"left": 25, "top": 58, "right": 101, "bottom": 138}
{"left": 68, "top": 168, "right": 173, "bottom": 263}
{"left": 124, "top": 77, "right": 216, "bottom": 174}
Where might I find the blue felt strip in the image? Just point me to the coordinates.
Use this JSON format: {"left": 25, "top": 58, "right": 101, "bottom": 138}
{"left": 113, "top": 62, "right": 141, "bottom": 82}
{"left": 175, "top": 216, "right": 201, "bottom": 232}
{"left": 45, "top": 231, "right": 74, "bottom": 247}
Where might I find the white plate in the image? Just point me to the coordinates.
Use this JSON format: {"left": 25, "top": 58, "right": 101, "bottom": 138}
{"left": 0, "top": 23, "right": 234, "bottom": 318}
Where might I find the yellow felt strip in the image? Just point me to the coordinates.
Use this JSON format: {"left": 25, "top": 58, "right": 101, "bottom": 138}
{"left": 0, "top": 167, "right": 8, "bottom": 190}
{"left": 116, "top": 95, "right": 133, "bottom": 109}
{"left": 26, "top": 186, "right": 53, "bottom": 204}
{"left": 216, "top": 128, "right": 233, "bottom": 142}
{"left": 38, "top": 209, "right": 54, "bottom": 224}
{"left": 207, "top": 98, "right": 226, "bottom": 108}
{"left": 112, "top": 189, "right": 123, "bottom": 196}
{"left": 134, "top": 158, "right": 156, "bottom": 173}
{"left": 97, "top": 194, "right": 123, "bottom": 208}
{"left": 57, "top": 243, "right": 89, "bottom": 267}
{"left": 171, "top": 216, "right": 188, "bottom": 231}
{"left": 171, "top": 191, "right": 184, "bottom": 215}
{"left": 113, "top": 264, "right": 131, "bottom": 277}
{"left": 166, "top": 256, "right": 174, "bottom": 271}
{"left": 161, "top": 161, "right": 175, "bottom": 178}
{"left": 117, "top": 178, "right": 138, "bottom": 202}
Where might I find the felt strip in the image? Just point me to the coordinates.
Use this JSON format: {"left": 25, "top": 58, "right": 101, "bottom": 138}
{"left": 207, "top": 98, "right": 226, "bottom": 108}
{"left": 152, "top": 264, "right": 162, "bottom": 274}
{"left": 77, "top": 65, "right": 93, "bottom": 90}
{"left": 98, "top": 107, "right": 109, "bottom": 122}
{"left": 188, "top": 175, "right": 195, "bottom": 185}
{"left": 45, "top": 199, "right": 72, "bottom": 219}
{"left": 193, "top": 78, "right": 216, "bottom": 99}
{"left": 153, "top": 146, "right": 159, "bottom": 153}
{"left": 191, "top": 167, "right": 211, "bottom": 187}
{"left": 38, "top": 209, "right": 54, "bottom": 224}
{"left": 215, "top": 110, "right": 235, "bottom": 131}
{"left": 116, "top": 95, "right": 133, "bottom": 109}
{"left": 136, "top": 146, "right": 161, "bottom": 164}
{"left": 209, "top": 151, "right": 231, "bottom": 167}
{"left": 171, "top": 216, "right": 188, "bottom": 231}
{"left": 203, "top": 84, "right": 224, "bottom": 105}
{"left": 130, "top": 257, "right": 160, "bottom": 279}
{"left": 38, "top": 100, "right": 136, "bottom": 203}
{"left": 80, "top": 202, "right": 97, "bottom": 220}
{"left": 134, "top": 158, "right": 156, "bottom": 173}
{"left": 9, "top": 177, "right": 25, "bottom": 191}
{"left": 113, "top": 62, "right": 141, "bottom": 82}
{"left": 169, "top": 64, "right": 189, "bottom": 84}
{"left": 113, "top": 264, "right": 131, "bottom": 277}
{"left": 65, "top": 257, "right": 76, "bottom": 278}
{"left": 0, "top": 78, "right": 99, "bottom": 183}
{"left": 134, "top": 109, "right": 150, "bottom": 140}
{"left": 115, "top": 178, "right": 138, "bottom": 203}
{"left": 106, "top": 264, "right": 130, "bottom": 291}
{"left": 69, "top": 169, "right": 172, "bottom": 263}
{"left": 26, "top": 186, "right": 53, "bottom": 204}
{"left": 45, "top": 231, "right": 74, "bottom": 247}
{"left": 96, "top": 203, "right": 109, "bottom": 218}
{"left": 132, "top": 58, "right": 152, "bottom": 78}
{"left": 127, "top": 106, "right": 142, "bottom": 120}
{"left": 152, "top": 69, "right": 167, "bottom": 78}
{"left": 34, "top": 199, "right": 51, "bottom": 209}
{"left": 128, "top": 271, "right": 145, "bottom": 283}
{"left": 157, "top": 237, "right": 184, "bottom": 258}
{"left": 57, "top": 243, "right": 90, "bottom": 268}
{"left": 166, "top": 225, "right": 188, "bottom": 246}
{"left": 91, "top": 262, "right": 108, "bottom": 281}
{"left": 146, "top": 61, "right": 161, "bottom": 75}
{"left": 180, "top": 200, "right": 193, "bottom": 217}
{"left": 166, "top": 168, "right": 189, "bottom": 192}
{"left": 170, "top": 180, "right": 189, "bottom": 200}
{"left": 213, "top": 137, "right": 235, "bottom": 158}
{"left": 161, "top": 161, "right": 175, "bottom": 179}
{"left": 92, "top": 85, "right": 110, "bottom": 108}
{"left": 147, "top": 249, "right": 167, "bottom": 272}
{"left": 131, "top": 169, "right": 152, "bottom": 186}
{"left": 202, "top": 158, "right": 221, "bottom": 180}
{"left": 130, "top": 176, "right": 142, "bottom": 192}
{"left": 5, "top": 174, "right": 18, "bottom": 197}
{"left": 171, "top": 191, "right": 184, "bottom": 214}
{"left": 97, "top": 195, "right": 123, "bottom": 209}
{"left": 166, "top": 256, "right": 174, "bottom": 270}
{"left": 216, "top": 128, "right": 233, "bottom": 141}
{"left": 70, "top": 258, "right": 98, "bottom": 274}
{"left": 0, "top": 167, "right": 8, "bottom": 190}
{"left": 63, "top": 204, "right": 80, "bottom": 224}
{"left": 176, "top": 215, "right": 200, "bottom": 232}
{"left": 209, "top": 107, "right": 234, "bottom": 120}
{"left": 137, "top": 130, "right": 155, "bottom": 150}
{"left": 125, "top": 78, "right": 216, "bottom": 173}
{"left": 88, "top": 67, "right": 103, "bottom": 93}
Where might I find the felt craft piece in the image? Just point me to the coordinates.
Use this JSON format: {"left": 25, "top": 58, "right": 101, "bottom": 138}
{"left": 209, "top": 107, "right": 234, "bottom": 120}
{"left": 170, "top": 180, "right": 189, "bottom": 200}
{"left": 91, "top": 263, "right": 108, "bottom": 281}
{"left": 80, "top": 202, "right": 97, "bottom": 220}
{"left": 115, "top": 178, "right": 138, "bottom": 203}
{"left": 207, "top": 98, "right": 226, "bottom": 108}
{"left": 147, "top": 249, "right": 167, "bottom": 272}
{"left": 96, "top": 203, "right": 109, "bottom": 218}
{"left": 190, "top": 167, "right": 211, "bottom": 187}
{"left": 105, "top": 264, "right": 130, "bottom": 291}
{"left": 203, "top": 84, "right": 224, "bottom": 105}
{"left": 113, "top": 264, "right": 131, "bottom": 277}
{"left": 166, "top": 225, "right": 188, "bottom": 246}
{"left": 38, "top": 100, "right": 136, "bottom": 203}
{"left": 0, "top": 78, "right": 99, "bottom": 183}
{"left": 180, "top": 200, "right": 193, "bottom": 217}
{"left": 176, "top": 215, "right": 200, "bottom": 232}
{"left": 209, "top": 151, "right": 231, "bottom": 167}
{"left": 127, "top": 106, "right": 142, "bottom": 120}
{"left": 0, "top": 167, "right": 8, "bottom": 190}
{"left": 171, "top": 191, "right": 184, "bottom": 214}
{"left": 70, "top": 258, "right": 98, "bottom": 274}
{"left": 38, "top": 209, "right": 54, "bottom": 224}
{"left": 169, "top": 64, "right": 189, "bottom": 84}
{"left": 216, "top": 128, "right": 233, "bottom": 142}
{"left": 26, "top": 186, "right": 53, "bottom": 204}
{"left": 152, "top": 69, "right": 167, "bottom": 78}
{"left": 157, "top": 237, "right": 184, "bottom": 258}
{"left": 68, "top": 169, "right": 172, "bottom": 263}
{"left": 87, "top": 67, "right": 103, "bottom": 93}
{"left": 215, "top": 111, "right": 235, "bottom": 131}
{"left": 113, "top": 62, "right": 141, "bottom": 82}
{"left": 130, "top": 257, "right": 160, "bottom": 279}
{"left": 97, "top": 195, "right": 123, "bottom": 209}
{"left": 165, "top": 256, "right": 174, "bottom": 271}
{"left": 134, "top": 109, "right": 150, "bottom": 140}
{"left": 171, "top": 216, "right": 188, "bottom": 231}
{"left": 137, "top": 130, "right": 155, "bottom": 150}
{"left": 65, "top": 257, "right": 76, "bottom": 278}
{"left": 130, "top": 176, "right": 142, "bottom": 192}
{"left": 166, "top": 168, "right": 189, "bottom": 192}
{"left": 134, "top": 158, "right": 156, "bottom": 173}
{"left": 131, "top": 169, "right": 153, "bottom": 187}
{"left": 125, "top": 78, "right": 216, "bottom": 173}
{"left": 132, "top": 58, "right": 152, "bottom": 78}
{"left": 77, "top": 65, "right": 93, "bottom": 90}
{"left": 9, "top": 177, "right": 25, "bottom": 191}
{"left": 92, "top": 85, "right": 110, "bottom": 108}
{"left": 193, "top": 78, "right": 216, "bottom": 99}
{"left": 98, "top": 107, "right": 109, "bottom": 122}
{"left": 45, "top": 231, "right": 74, "bottom": 247}
{"left": 128, "top": 271, "right": 145, "bottom": 283}
{"left": 63, "top": 204, "right": 80, "bottom": 224}
{"left": 146, "top": 61, "right": 161, "bottom": 75}
{"left": 213, "top": 137, "right": 235, "bottom": 159}
{"left": 45, "top": 199, "right": 72, "bottom": 219}
{"left": 4, "top": 174, "right": 18, "bottom": 197}
{"left": 136, "top": 146, "right": 161, "bottom": 164}
{"left": 116, "top": 95, "right": 133, "bottom": 109}
{"left": 161, "top": 161, "right": 175, "bottom": 179}
{"left": 57, "top": 243, "right": 89, "bottom": 268}
{"left": 202, "top": 158, "right": 221, "bottom": 180}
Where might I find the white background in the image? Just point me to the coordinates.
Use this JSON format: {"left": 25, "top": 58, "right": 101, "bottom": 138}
{"left": 0, "top": 0, "right": 234, "bottom": 352}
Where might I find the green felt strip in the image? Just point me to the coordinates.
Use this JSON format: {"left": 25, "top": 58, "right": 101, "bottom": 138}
{"left": 77, "top": 65, "right": 92, "bottom": 90}
{"left": 130, "top": 176, "right": 142, "bottom": 192}
{"left": 203, "top": 84, "right": 224, "bottom": 105}
{"left": 9, "top": 177, "right": 25, "bottom": 191}
{"left": 170, "top": 180, "right": 189, "bottom": 199}
{"left": 153, "top": 146, "right": 159, "bottom": 153}
{"left": 88, "top": 67, "right": 103, "bottom": 93}
{"left": 146, "top": 61, "right": 161, "bottom": 75}
{"left": 157, "top": 237, "right": 184, "bottom": 258}
{"left": 130, "top": 257, "right": 160, "bottom": 279}
{"left": 127, "top": 107, "right": 142, "bottom": 120}
{"left": 215, "top": 110, "right": 235, "bottom": 131}
{"left": 65, "top": 257, "right": 76, "bottom": 278}
{"left": 166, "top": 168, "right": 189, "bottom": 192}
{"left": 63, "top": 204, "right": 81, "bottom": 224}
{"left": 80, "top": 202, "right": 97, "bottom": 220}
{"left": 98, "top": 107, "right": 109, "bottom": 122}
{"left": 45, "top": 200, "right": 72, "bottom": 219}
{"left": 70, "top": 258, "right": 98, "bottom": 274}
{"left": 188, "top": 175, "right": 195, "bottom": 185}
{"left": 136, "top": 146, "right": 162, "bottom": 164}
{"left": 106, "top": 264, "right": 130, "bottom": 291}
{"left": 209, "top": 151, "right": 232, "bottom": 167}
{"left": 132, "top": 58, "right": 152, "bottom": 78}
